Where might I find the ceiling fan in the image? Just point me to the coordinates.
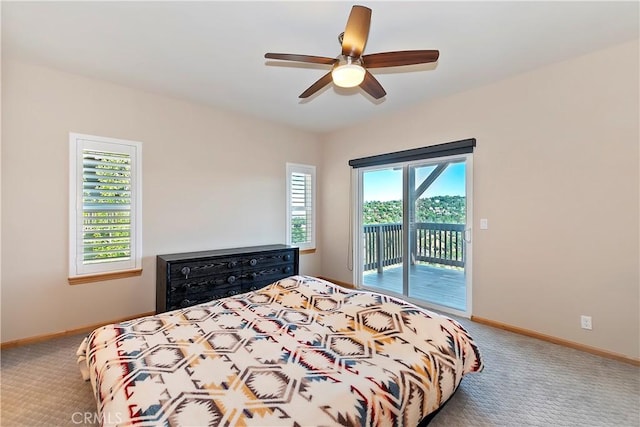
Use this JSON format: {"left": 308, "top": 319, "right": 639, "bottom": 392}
{"left": 264, "top": 5, "right": 439, "bottom": 100}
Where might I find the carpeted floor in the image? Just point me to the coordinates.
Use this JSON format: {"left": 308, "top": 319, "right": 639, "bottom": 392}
{"left": 1, "top": 316, "right": 638, "bottom": 426}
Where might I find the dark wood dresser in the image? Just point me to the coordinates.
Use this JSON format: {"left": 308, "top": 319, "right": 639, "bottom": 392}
{"left": 156, "top": 244, "right": 299, "bottom": 313}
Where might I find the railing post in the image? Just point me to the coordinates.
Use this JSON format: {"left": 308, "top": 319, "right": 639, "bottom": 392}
{"left": 376, "top": 224, "right": 383, "bottom": 274}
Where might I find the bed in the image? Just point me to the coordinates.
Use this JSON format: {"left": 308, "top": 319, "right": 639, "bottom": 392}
{"left": 77, "top": 275, "right": 483, "bottom": 426}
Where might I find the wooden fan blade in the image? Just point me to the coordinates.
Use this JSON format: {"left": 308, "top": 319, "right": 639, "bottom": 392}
{"left": 363, "top": 50, "right": 440, "bottom": 68}
{"left": 265, "top": 53, "right": 337, "bottom": 65}
{"left": 341, "top": 5, "right": 371, "bottom": 57}
{"left": 360, "top": 71, "right": 386, "bottom": 99}
{"left": 299, "top": 72, "right": 334, "bottom": 98}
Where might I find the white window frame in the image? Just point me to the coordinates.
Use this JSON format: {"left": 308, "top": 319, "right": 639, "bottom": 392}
{"left": 286, "top": 163, "right": 316, "bottom": 251}
{"left": 69, "top": 133, "right": 142, "bottom": 280}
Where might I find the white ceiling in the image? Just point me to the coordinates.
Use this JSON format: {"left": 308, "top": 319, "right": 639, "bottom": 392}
{"left": 2, "top": 1, "right": 639, "bottom": 133}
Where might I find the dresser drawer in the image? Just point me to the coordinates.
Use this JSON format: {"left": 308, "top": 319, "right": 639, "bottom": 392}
{"left": 169, "top": 257, "right": 242, "bottom": 281}
{"left": 168, "top": 282, "right": 242, "bottom": 309}
{"left": 244, "top": 250, "right": 295, "bottom": 269}
{"left": 169, "top": 273, "right": 241, "bottom": 295}
{"left": 243, "top": 264, "right": 295, "bottom": 284}
{"left": 170, "top": 271, "right": 241, "bottom": 289}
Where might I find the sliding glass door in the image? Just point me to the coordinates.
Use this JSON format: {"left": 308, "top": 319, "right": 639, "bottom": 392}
{"left": 361, "top": 166, "right": 404, "bottom": 295}
{"left": 406, "top": 158, "right": 469, "bottom": 311}
{"left": 355, "top": 154, "right": 472, "bottom": 316}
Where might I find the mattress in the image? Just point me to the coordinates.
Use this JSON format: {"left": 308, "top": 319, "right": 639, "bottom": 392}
{"left": 77, "top": 275, "right": 483, "bottom": 426}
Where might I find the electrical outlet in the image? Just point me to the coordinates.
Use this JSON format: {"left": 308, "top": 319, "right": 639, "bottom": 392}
{"left": 580, "top": 315, "right": 592, "bottom": 330}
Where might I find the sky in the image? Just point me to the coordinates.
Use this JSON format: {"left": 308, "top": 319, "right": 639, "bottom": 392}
{"left": 363, "top": 162, "right": 466, "bottom": 202}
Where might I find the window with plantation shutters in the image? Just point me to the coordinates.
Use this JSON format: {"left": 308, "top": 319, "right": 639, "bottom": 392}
{"left": 69, "top": 133, "right": 142, "bottom": 283}
{"left": 286, "top": 163, "right": 316, "bottom": 251}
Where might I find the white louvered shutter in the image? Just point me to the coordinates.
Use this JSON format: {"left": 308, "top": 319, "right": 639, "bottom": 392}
{"left": 286, "top": 164, "right": 316, "bottom": 250}
{"left": 82, "top": 149, "right": 132, "bottom": 264}
{"left": 70, "top": 134, "right": 142, "bottom": 277}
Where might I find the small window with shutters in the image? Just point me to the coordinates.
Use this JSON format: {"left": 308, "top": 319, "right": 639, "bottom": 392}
{"left": 68, "top": 133, "right": 142, "bottom": 283}
{"left": 286, "top": 163, "right": 316, "bottom": 251}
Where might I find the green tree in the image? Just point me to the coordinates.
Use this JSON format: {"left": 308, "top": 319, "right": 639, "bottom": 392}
{"left": 363, "top": 196, "right": 466, "bottom": 225}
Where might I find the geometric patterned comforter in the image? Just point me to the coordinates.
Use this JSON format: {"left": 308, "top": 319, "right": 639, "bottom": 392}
{"left": 77, "top": 275, "right": 483, "bottom": 426}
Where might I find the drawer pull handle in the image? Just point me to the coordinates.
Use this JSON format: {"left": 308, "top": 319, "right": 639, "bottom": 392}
{"left": 227, "top": 275, "right": 236, "bottom": 284}
{"left": 283, "top": 266, "right": 292, "bottom": 274}
{"left": 181, "top": 266, "right": 191, "bottom": 279}
{"left": 227, "top": 261, "right": 237, "bottom": 269}
{"left": 249, "top": 259, "right": 257, "bottom": 266}
{"left": 180, "top": 299, "right": 191, "bottom": 308}
{"left": 283, "top": 254, "right": 291, "bottom": 261}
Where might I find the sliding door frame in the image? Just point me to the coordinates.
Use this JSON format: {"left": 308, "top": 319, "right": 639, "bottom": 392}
{"left": 351, "top": 152, "right": 474, "bottom": 318}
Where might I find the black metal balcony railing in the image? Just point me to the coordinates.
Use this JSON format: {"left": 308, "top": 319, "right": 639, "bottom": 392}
{"left": 363, "top": 222, "right": 465, "bottom": 273}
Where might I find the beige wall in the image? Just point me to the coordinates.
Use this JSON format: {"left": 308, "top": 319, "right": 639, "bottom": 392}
{"left": 320, "top": 40, "right": 640, "bottom": 359}
{"left": 1, "top": 60, "right": 322, "bottom": 342}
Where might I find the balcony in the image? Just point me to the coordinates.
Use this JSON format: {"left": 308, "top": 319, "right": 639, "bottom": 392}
{"left": 362, "top": 222, "right": 466, "bottom": 311}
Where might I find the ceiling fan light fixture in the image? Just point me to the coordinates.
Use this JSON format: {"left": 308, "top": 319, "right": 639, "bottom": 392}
{"left": 264, "top": 5, "right": 438, "bottom": 100}
{"left": 332, "top": 56, "right": 365, "bottom": 88}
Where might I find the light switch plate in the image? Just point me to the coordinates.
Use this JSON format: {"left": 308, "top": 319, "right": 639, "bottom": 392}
{"left": 480, "top": 218, "right": 488, "bottom": 229}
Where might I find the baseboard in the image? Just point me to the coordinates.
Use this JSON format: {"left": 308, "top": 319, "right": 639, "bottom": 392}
{"left": 471, "top": 316, "right": 640, "bottom": 367}
{"left": 0, "top": 311, "right": 155, "bottom": 350}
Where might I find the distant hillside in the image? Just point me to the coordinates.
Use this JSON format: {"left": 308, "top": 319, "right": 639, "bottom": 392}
{"left": 363, "top": 195, "right": 466, "bottom": 224}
